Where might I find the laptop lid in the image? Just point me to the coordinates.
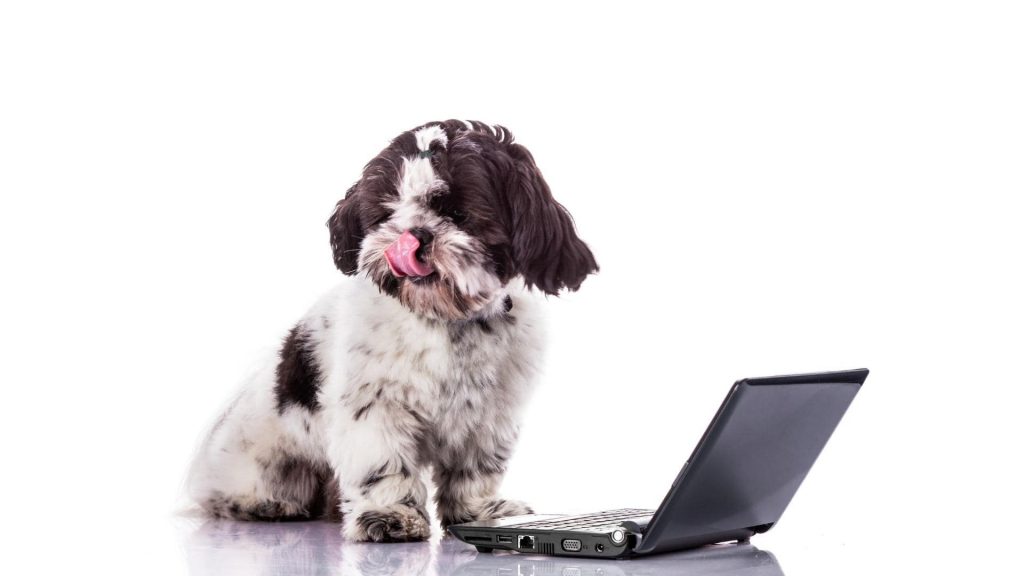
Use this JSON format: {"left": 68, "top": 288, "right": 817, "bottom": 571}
{"left": 634, "top": 369, "right": 867, "bottom": 555}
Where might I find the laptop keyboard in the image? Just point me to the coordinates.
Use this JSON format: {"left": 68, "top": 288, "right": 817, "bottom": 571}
{"left": 506, "top": 508, "right": 654, "bottom": 532}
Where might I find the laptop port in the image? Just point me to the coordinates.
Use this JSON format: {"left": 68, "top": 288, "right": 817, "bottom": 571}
{"left": 561, "top": 539, "right": 582, "bottom": 552}
{"left": 497, "top": 535, "right": 513, "bottom": 544}
{"left": 518, "top": 535, "right": 535, "bottom": 550}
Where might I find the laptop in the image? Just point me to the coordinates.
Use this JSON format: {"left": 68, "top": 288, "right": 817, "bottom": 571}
{"left": 449, "top": 369, "right": 868, "bottom": 558}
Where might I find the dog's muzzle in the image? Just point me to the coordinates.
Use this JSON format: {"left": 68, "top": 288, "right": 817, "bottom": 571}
{"left": 384, "top": 230, "right": 435, "bottom": 278}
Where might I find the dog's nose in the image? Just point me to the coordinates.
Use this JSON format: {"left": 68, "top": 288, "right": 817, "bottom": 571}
{"left": 384, "top": 229, "right": 435, "bottom": 278}
{"left": 408, "top": 228, "right": 434, "bottom": 251}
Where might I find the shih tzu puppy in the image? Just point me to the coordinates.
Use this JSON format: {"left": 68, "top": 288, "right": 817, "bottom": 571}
{"left": 188, "top": 120, "right": 598, "bottom": 542}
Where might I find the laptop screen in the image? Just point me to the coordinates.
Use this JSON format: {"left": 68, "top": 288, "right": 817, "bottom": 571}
{"left": 636, "top": 369, "right": 866, "bottom": 554}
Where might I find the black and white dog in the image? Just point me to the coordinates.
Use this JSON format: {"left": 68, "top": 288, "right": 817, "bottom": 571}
{"left": 188, "top": 120, "right": 598, "bottom": 542}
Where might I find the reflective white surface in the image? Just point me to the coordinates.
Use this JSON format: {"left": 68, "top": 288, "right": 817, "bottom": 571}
{"left": 181, "top": 519, "right": 784, "bottom": 576}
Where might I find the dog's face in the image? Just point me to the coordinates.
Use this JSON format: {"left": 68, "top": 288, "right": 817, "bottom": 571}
{"left": 327, "top": 120, "right": 598, "bottom": 321}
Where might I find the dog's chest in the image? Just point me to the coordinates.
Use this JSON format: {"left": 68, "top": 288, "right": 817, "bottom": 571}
{"left": 340, "top": 299, "right": 538, "bottom": 419}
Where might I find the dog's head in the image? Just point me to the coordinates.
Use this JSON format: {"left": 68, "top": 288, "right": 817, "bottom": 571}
{"left": 327, "top": 120, "right": 598, "bottom": 321}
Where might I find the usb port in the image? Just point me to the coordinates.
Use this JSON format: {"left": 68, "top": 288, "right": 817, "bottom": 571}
{"left": 497, "top": 535, "right": 514, "bottom": 544}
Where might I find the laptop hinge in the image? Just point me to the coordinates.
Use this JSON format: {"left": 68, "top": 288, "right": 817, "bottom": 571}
{"left": 619, "top": 515, "right": 653, "bottom": 534}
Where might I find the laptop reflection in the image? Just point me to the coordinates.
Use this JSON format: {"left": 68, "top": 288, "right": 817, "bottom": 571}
{"left": 450, "top": 542, "right": 784, "bottom": 576}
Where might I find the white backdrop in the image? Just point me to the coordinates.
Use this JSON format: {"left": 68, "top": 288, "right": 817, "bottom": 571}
{"left": 2, "top": 1, "right": 1022, "bottom": 574}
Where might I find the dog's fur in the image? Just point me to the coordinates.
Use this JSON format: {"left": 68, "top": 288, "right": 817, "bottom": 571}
{"left": 187, "top": 120, "right": 597, "bottom": 542}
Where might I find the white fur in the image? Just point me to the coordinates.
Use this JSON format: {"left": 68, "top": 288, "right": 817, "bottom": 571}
{"left": 397, "top": 156, "right": 441, "bottom": 200}
{"left": 414, "top": 125, "right": 448, "bottom": 151}
{"left": 188, "top": 277, "right": 544, "bottom": 537}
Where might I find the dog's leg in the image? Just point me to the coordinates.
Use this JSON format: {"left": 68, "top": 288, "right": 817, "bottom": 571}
{"left": 189, "top": 381, "right": 338, "bottom": 522}
{"left": 434, "top": 467, "right": 534, "bottom": 529}
{"left": 433, "top": 421, "right": 533, "bottom": 529}
{"left": 328, "top": 398, "right": 432, "bottom": 542}
{"left": 192, "top": 439, "right": 337, "bottom": 521}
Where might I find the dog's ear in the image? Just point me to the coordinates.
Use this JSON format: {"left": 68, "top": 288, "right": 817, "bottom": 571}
{"left": 504, "top": 144, "right": 599, "bottom": 295}
{"left": 326, "top": 184, "right": 365, "bottom": 275}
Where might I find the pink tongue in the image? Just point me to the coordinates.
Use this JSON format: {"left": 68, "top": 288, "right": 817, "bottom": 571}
{"left": 384, "top": 231, "right": 434, "bottom": 277}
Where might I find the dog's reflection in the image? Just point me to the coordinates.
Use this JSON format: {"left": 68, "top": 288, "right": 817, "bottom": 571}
{"left": 185, "top": 520, "right": 333, "bottom": 575}
{"left": 183, "top": 519, "right": 783, "bottom": 576}
{"left": 184, "top": 519, "right": 439, "bottom": 576}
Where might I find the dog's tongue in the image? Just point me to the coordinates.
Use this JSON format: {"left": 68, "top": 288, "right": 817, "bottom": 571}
{"left": 384, "top": 231, "right": 434, "bottom": 277}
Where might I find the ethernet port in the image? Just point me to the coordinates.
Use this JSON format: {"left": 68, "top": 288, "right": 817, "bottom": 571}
{"left": 518, "top": 535, "right": 535, "bottom": 550}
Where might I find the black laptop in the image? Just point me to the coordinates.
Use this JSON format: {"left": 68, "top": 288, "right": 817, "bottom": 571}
{"left": 449, "top": 369, "right": 868, "bottom": 558}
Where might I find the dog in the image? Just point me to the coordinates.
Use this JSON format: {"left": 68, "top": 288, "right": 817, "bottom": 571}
{"left": 187, "top": 120, "right": 598, "bottom": 542}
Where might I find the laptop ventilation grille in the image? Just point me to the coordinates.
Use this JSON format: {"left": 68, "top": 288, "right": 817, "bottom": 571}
{"left": 538, "top": 542, "right": 554, "bottom": 554}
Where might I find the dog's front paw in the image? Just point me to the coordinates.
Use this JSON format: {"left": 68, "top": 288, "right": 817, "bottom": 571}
{"left": 477, "top": 498, "right": 534, "bottom": 521}
{"left": 441, "top": 498, "right": 535, "bottom": 529}
{"left": 345, "top": 504, "right": 431, "bottom": 542}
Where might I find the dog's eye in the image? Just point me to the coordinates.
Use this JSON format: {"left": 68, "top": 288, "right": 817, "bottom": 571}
{"left": 429, "top": 195, "right": 467, "bottom": 225}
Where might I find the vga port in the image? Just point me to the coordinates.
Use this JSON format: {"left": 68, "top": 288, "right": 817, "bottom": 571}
{"left": 561, "top": 539, "right": 582, "bottom": 552}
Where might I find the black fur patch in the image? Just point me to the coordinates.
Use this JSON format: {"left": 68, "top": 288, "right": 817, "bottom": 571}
{"left": 327, "top": 184, "right": 367, "bottom": 275}
{"left": 480, "top": 498, "right": 509, "bottom": 518}
{"left": 204, "top": 457, "right": 339, "bottom": 522}
{"left": 271, "top": 456, "right": 327, "bottom": 506}
{"left": 205, "top": 494, "right": 307, "bottom": 522}
{"left": 353, "top": 403, "right": 373, "bottom": 420}
{"left": 274, "top": 325, "right": 322, "bottom": 414}
{"left": 321, "top": 476, "right": 343, "bottom": 523}
{"left": 360, "top": 461, "right": 412, "bottom": 494}
{"left": 361, "top": 463, "right": 389, "bottom": 490}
